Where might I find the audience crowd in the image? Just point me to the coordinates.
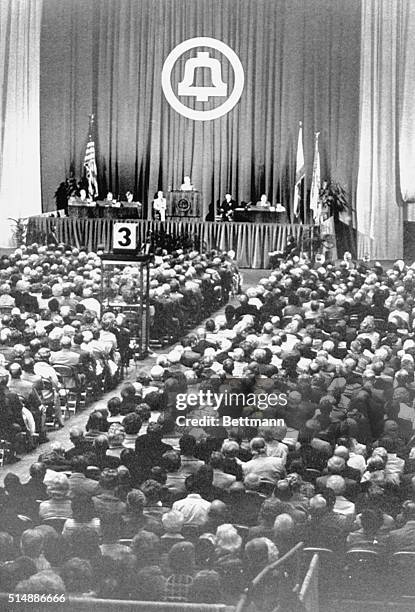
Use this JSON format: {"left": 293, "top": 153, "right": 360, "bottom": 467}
{"left": 2, "top": 247, "right": 415, "bottom": 604}
{"left": 0, "top": 242, "right": 237, "bottom": 457}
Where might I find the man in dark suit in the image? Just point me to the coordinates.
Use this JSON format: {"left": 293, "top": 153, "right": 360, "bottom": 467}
{"left": 68, "top": 456, "right": 100, "bottom": 499}
{"left": 219, "top": 193, "right": 236, "bottom": 221}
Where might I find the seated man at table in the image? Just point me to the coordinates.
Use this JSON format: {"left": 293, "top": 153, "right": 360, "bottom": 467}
{"left": 256, "top": 194, "right": 271, "bottom": 208}
{"left": 125, "top": 191, "right": 142, "bottom": 216}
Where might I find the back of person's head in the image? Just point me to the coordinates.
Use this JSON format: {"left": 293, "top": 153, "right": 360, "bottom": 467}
{"left": 99, "top": 468, "right": 118, "bottom": 491}
{"left": 161, "top": 450, "right": 181, "bottom": 472}
{"left": 209, "top": 451, "right": 224, "bottom": 470}
{"left": 360, "top": 508, "right": 383, "bottom": 534}
{"left": 189, "top": 569, "right": 222, "bottom": 603}
{"left": 326, "top": 475, "right": 346, "bottom": 496}
{"left": 162, "top": 509, "right": 185, "bottom": 534}
{"left": 126, "top": 489, "right": 145, "bottom": 513}
{"left": 250, "top": 437, "right": 266, "bottom": 454}
{"left": 20, "top": 530, "right": 43, "bottom": 559}
{"left": 16, "top": 570, "right": 66, "bottom": 595}
{"left": 0, "top": 556, "right": 37, "bottom": 591}
{"left": 29, "top": 462, "right": 46, "bottom": 481}
{"left": 131, "top": 530, "right": 161, "bottom": 567}
{"left": 141, "top": 479, "right": 162, "bottom": 504}
{"left": 71, "top": 455, "right": 88, "bottom": 475}
{"left": 60, "top": 557, "right": 93, "bottom": 594}
{"left": 215, "top": 524, "right": 242, "bottom": 553}
{"left": 93, "top": 434, "right": 109, "bottom": 453}
{"left": 107, "top": 396, "right": 121, "bottom": 416}
{"left": 122, "top": 412, "right": 142, "bottom": 435}
{"left": 180, "top": 434, "right": 197, "bottom": 456}
{"left": 47, "top": 473, "right": 69, "bottom": 499}
{"left": 168, "top": 541, "right": 196, "bottom": 573}
{"left": 274, "top": 479, "right": 292, "bottom": 501}
{"left": 134, "top": 566, "right": 166, "bottom": 601}
{"left": 244, "top": 538, "right": 270, "bottom": 571}
{"left": 64, "top": 525, "right": 100, "bottom": 560}
{"left": 273, "top": 513, "right": 294, "bottom": 539}
{"left": 327, "top": 456, "right": 345, "bottom": 475}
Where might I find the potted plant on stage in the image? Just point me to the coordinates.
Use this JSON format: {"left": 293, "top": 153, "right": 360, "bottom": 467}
{"left": 319, "top": 181, "right": 350, "bottom": 222}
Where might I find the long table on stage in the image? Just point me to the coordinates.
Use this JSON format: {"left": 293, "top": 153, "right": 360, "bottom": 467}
{"left": 68, "top": 202, "right": 142, "bottom": 219}
{"left": 26, "top": 217, "right": 315, "bottom": 268}
{"left": 233, "top": 207, "right": 288, "bottom": 224}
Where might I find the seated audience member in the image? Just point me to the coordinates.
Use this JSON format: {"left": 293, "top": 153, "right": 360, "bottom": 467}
{"left": 130, "top": 530, "right": 162, "bottom": 570}
{"left": 63, "top": 524, "right": 102, "bottom": 571}
{"left": 39, "top": 473, "right": 72, "bottom": 522}
{"left": 326, "top": 475, "right": 356, "bottom": 519}
{"left": 20, "top": 529, "right": 51, "bottom": 571}
{"left": 15, "top": 570, "right": 66, "bottom": 596}
{"left": 141, "top": 479, "right": 170, "bottom": 522}
{"left": 99, "top": 517, "right": 130, "bottom": 559}
{"left": 161, "top": 509, "right": 186, "bottom": 551}
{"left": 92, "top": 468, "right": 126, "bottom": 520}
{"left": 62, "top": 496, "right": 101, "bottom": 538}
{"left": 121, "top": 412, "right": 142, "bottom": 449}
{"left": 162, "top": 450, "right": 187, "bottom": 501}
{"left": 179, "top": 434, "right": 205, "bottom": 476}
{"left": 210, "top": 451, "right": 237, "bottom": 490}
{"left": 122, "top": 489, "right": 162, "bottom": 537}
{"left": 68, "top": 455, "right": 100, "bottom": 498}
{"left": 189, "top": 569, "right": 223, "bottom": 604}
{"left": 172, "top": 475, "right": 211, "bottom": 528}
{"left": 306, "top": 490, "right": 350, "bottom": 551}
{"left": 60, "top": 557, "right": 94, "bottom": 596}
{"left": 213, "top": 524, "right": 244, "bottom": 598}
{"left": 165, "top": 541, "right": 196, "bottom": 603}
{"left": 388, "top": 502, "right": 415, "bottom": 551}
{"left": 65, "top": 427, "right": 92, "bottom": 460}
{"left": 242, "top": 438, "right": 285, "bottom": 488}
{"left": 346, "top": 508, "right": 389, "bottom": 552}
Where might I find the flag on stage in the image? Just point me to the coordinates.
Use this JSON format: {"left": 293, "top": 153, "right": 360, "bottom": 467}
{"left": 84, "top": 115, "right": 98, "bottom": 199}
{"left": 310, "top": 132, "right": 321, "bottom": 222}
{"left": 293, "top": 122, "right": 305, "bottom": 217}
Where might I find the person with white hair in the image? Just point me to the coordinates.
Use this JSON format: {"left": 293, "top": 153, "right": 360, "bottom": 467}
{"left": 326, "top": 475, "right": 355, "bottom": 519}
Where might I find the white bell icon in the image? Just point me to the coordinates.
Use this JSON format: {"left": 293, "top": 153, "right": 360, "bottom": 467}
{"left": 178, "top": 51, "right": 227, "bottom": 102}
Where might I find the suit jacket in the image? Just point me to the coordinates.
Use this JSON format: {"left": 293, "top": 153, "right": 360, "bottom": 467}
{"left": 68, "top": 472, "right": 100, "bottom": 499}
{"left": 50, "top": 349, "right": 80, "bottom": 368}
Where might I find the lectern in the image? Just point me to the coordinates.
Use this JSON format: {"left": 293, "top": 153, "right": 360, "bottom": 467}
{"left": 167, "top": 191, "right": 201, "bottom": 218}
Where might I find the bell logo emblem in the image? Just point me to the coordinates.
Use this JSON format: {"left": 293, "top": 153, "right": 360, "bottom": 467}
{"left": 162, "top": 37, "right": 244, "bottom": 121}
{"left": 178, "top": 52, "right": 227, "bottom": 101}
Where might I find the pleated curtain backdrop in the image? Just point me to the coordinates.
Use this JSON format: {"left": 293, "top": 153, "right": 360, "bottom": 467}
{"left": 0, "top": 0, "right": 43, "bottom": 246}
{"left": 39, "top": 0, "right": 361, "bottom": 221}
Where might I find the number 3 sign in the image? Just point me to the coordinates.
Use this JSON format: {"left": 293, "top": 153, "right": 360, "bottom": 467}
{"left": 113, "top": 223, "right": 137, "bottom": 251}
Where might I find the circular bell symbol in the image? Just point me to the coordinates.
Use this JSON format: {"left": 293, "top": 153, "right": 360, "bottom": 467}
{"left": 161, "top": 37, "right": 244, "bottom": 121}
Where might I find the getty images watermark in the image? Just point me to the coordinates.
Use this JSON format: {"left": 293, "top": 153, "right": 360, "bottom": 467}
{"left": 173, "top": 380, "right": 288, "bottom": 428}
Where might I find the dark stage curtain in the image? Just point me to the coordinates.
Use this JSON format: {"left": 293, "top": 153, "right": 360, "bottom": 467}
{"left": 40, "top": 0, "right": 361, "bottom": 221}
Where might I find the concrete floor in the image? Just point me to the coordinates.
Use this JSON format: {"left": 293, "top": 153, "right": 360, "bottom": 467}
{"left": 0, "top": 269, "right": 266, "bottom": 485}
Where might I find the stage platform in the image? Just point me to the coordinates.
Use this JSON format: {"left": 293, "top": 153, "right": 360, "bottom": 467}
{"left": 26, "top": 217, "right": 316, "bottom": 269}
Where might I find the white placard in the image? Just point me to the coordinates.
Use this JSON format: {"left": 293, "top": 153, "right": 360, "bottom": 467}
{"left": 112, "top": 223, "right": 137, "bottom": 250}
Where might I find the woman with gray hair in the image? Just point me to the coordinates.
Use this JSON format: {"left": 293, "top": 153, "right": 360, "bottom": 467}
{"left": 39, "top": 473, "right": 72, "bottom": 522}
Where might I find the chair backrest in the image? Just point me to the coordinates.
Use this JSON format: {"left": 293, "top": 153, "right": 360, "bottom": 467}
{"left": 53, "top": 364, "right": 78, "bottom": 389}
{"left": 345, "top": 549, "right": 381, "bottom": 567}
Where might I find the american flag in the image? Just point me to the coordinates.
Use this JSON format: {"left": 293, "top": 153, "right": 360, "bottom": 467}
{"left": 84, "top": 122, "right": 98, "bottom": 199}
